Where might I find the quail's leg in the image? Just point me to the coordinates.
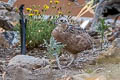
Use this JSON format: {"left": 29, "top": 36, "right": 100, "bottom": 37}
{"left": 55, "top": 54, "right": 61, "bottom": 70}
{"left": 67, "top": 54, "right": 77, "bottom": 67}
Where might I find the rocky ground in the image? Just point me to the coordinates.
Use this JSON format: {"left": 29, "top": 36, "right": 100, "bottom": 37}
{"left": 0, "top": 36, "right": 120, "bottom": 80}
{"left": 0, "top": 15, "right": 120, "bottom": 80}
{"left": 0, "top": 1, "right": 120, "bottom": 80}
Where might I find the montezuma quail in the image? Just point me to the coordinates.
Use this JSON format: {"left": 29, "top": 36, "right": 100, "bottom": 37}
{"left": 52, "top": 16, "right": 93, "bottom": 66}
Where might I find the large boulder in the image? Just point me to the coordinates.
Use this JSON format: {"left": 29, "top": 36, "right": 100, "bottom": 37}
{"left": 8, "top": 55, "right": 50, "bottom": 69}
{"left": 6, "top": 55, "right": 51, "bottom": 80}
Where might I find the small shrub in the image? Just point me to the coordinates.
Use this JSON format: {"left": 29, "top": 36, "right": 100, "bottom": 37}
{"left": 97, "top": 19, "right": 109, "bottom": 50}
{"left": 44, "top": 36, "right": 64, "bottom": 59}
{"left": 44, "top": 36, "right": 64, "bottom": 69}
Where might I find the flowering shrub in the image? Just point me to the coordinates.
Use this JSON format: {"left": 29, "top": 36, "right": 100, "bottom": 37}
{"left": 26, "top": 18, "right": 56, "bottom": 48}
{"left": 14, "top": 17, "right": 56, "bottom": 49}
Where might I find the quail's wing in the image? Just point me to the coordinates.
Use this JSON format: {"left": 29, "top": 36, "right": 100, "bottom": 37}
{"left": 65, "top": 25, "right": 87, "bottom": 35}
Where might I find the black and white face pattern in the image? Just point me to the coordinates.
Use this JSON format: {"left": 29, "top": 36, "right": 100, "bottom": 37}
{"left": 55, "top": 16, "right": 69, "bottom": 25}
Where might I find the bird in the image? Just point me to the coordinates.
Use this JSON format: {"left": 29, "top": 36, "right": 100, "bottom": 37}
{"left": 52, "top": 16, "right": 93, "bottom": 66}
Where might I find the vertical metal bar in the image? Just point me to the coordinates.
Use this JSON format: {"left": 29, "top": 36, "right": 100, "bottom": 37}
{"left": 19, "top": 4, "right": 26, "bottom": 55}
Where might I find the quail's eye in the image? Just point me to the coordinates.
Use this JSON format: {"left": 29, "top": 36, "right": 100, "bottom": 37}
{"left": 60, "top": 20, "right": 63, "bottom": 22}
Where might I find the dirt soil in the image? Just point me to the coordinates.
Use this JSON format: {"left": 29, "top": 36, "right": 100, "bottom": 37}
{"left": 0, "top": 44, "right": 120, "bottom": 80}
{"left": 0, "top": 46, "right": 99, "bottom": 80}
{"left": 2, "top": 0, "right": 93, "bottom": 17}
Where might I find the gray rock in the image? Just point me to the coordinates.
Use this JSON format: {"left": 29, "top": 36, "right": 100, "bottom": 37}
{"left": 0, "top": 1, "right": 12, "bottom": 10}
{"left": 6, "top": 66, "right": 36, "bottom": 80}
{"left": 96, "top": 38, "right": 120, "bottom": 63}
{"left": 8, "top": 55, "right": 50, "bottom": 69}
{"left": 0, "top": 32, "right": 10, "bottom": 48}
{"left": 112, "top": 38, "right": 120, "bottom": 48}
{"left": 2, "top": 31, "right": 20, "bottom": 46}
{"left": 0, "top": 31, "right": 20, "bottom": 48}
{"left": 0, "top": 1, "right": 19, "bottom": 30}
{"left": 8, "top": 0, "right": 17, "bottom": 7}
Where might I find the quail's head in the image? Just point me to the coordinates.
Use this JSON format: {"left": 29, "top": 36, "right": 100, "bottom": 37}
{"left": 55, "top": 16, "right": 70, "bottom": 31}
{"left": 56, "top": 16, "right": 69, "bottom": 25}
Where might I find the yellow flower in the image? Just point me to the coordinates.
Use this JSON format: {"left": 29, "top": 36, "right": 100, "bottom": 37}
{"left": 26, "top": 8, "right": 32, "bottom": 12}
{"left": 34, "top": 10, "right": 39, "bottom": 13}
{"left": 54, "top": 0, "right": 60, "bottom": 4}
{"left": 50, "top": 0, "right": 53, "bottom": 4}
{"left": 43, "top": 4, "right": 49, "bottom": 10}
{"left": 28, "top": 13, "right": 34, "bottom": 16}
{"left": 58, "top": 11, "right": 63, "bottom": 15}
{"left": 36, "top": 13, "right": 40, "bottom": 16}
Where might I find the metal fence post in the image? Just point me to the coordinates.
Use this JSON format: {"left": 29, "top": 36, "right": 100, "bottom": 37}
{"left": 19, "top": 4, "right": 26, "bottom": 55}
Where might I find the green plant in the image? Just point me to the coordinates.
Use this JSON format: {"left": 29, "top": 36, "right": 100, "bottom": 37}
{"left": 44, "top": 36, "right": 64, "bottom": 58}
{"left": 13, "top": 17, "right": 56, "bottom": 49}
{"left": 44, "top": 36, "right": 64, "bottom": 69}
{"left": 97, "top": 19, "right": 109, "bottom": 50}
